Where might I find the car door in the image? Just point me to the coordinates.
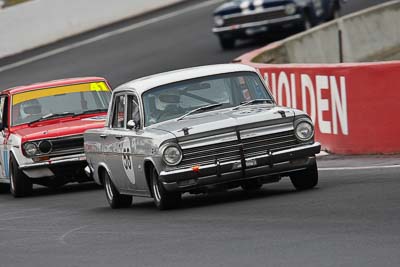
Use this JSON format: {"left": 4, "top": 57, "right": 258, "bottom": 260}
{"left": 123, "top": 94, "right": 148, "bottom": 193}
{"left": 107, "top": 93, "right": 134, "bottom": 191}
{"left": 0, "top": 94, "right": 10, "bottom": 181}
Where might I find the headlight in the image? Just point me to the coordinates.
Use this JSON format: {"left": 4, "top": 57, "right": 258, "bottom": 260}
{"left": 162, "top": 144, "right": 182, "bottom": 166}
{"left": 285, "top": 4, "right": 297, "bottom": 15}
{"left": 38, "top": 140, "right": 52, "bottom": 154}
{"left": 214, "top": 16, "right": 224, "bottom": 26}
{"left": 23, "top": 142, "right": 38, "bottom": 157}
{"left": 295, "top": 121, "right": 314, "bottom": 141}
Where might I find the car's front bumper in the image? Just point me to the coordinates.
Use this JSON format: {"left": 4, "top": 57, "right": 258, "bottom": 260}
{"left": 19, "top": 153, "right": 88, "bottom": 179}
{"left": 212, "top": 14, "right": 302, "bottom": 37}
{"left": 159, "top": 142, "right": 320, "bottom": 192}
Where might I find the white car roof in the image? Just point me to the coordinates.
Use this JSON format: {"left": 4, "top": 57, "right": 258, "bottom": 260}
{"left": 114, "top": 64, "right": 257, "bottom": 95}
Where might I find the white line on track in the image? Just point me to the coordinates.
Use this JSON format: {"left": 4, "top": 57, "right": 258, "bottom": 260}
{"left": 319, "top": 165, "right": 400, "bottom": 171}
{"left": 59, "top": 225, "right": 88, "bottom": 245}
{"left": 0, "top": 0, "right": 223, "bottom": 73}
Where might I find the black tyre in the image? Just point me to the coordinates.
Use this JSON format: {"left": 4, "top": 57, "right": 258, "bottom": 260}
{"left": 290, "top": 160, "right": 318, "bottom": 190}
{"left": 10, "top": 155, "right": 32, "bottom": 197}
{"left": 241, "top": 180, "right": 262, "bottom": 192}
{"left": 150, "top": 167, "right": 181, "bottom": 210}
{"left": 219, "top": 36, "right": 235, "bottom": 50}
{"left": 104, "top": 172, "right": 132, "bottom": 209}
{"left": 0, "top": 183, "right": 10, "bottom": 194}
{"left": 300, "top": 12, "right": 312, "bottom": 31}
{"left": 327, "top": 1, "right": 340, "bottom": 20}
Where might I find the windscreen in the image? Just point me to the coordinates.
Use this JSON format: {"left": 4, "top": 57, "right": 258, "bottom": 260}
{"left": 12, "top": 81, "right": 111, "bottom": 126}
{"left": 142, "top": 71, "right": 272, "bottom": 126}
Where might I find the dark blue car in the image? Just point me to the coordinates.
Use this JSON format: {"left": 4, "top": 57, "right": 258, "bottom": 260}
{"left": 212, "top": 0, "right": 341, "bottom": 49}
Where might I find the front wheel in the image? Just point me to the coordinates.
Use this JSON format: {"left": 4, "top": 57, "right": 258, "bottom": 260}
{"left": 150, "top": 168, "right": 181, "bottom": 210}
{"left": 10, "top": 156, "right": 32, "bottom": 197}
{"left": 290, "top": 160, "right": 318, "bottom": 190}
{"left": 327, "top": 1, "right": 341, "bottom": 20}
{"left": 104, "top": 172, "right": 132, "bottom": 209}
{"left": 219, "top": 36, "right": 235, "bottom": 50}
{"left": 300, "top": 12, "right": 312, "bottom": 31}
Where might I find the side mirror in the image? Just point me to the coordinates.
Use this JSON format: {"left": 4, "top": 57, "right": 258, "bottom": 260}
{"left": 127, "top": 120, "right": 137, "bottom": 130}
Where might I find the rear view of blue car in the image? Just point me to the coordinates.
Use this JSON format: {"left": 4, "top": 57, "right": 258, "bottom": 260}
{"left": 212, "top": 0, "right": 341, "bottom": 49}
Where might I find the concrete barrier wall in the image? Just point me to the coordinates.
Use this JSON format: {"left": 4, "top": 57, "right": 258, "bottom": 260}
{"left": 0, "top": 0, "right": 186, "bottom": 59}
{"left": 245, "top": 0, "right": 400, "bottom": 64}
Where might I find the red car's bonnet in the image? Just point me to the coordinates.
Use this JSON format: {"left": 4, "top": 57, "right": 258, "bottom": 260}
{"left": 11, "top": 115, "right": 107, "bottom": 143}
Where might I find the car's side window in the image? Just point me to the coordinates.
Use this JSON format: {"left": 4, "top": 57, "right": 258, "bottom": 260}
{"left": 111, "top": 94, "right": 126, "bottom": 129}
{"left": 127, "top": 95, "right": 140, "bottom": 129}
{"left": 0, "top": 96, "right": 8, "bottom": 130}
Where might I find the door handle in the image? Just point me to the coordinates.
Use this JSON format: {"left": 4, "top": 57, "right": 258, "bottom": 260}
{"left": 100, "top": 134, "right": 107, "bottom": 139}
{"left": 115, "top": 135, "right": 123, "bottom": 140}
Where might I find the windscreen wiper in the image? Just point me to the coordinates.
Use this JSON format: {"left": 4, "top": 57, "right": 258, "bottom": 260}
{"left": 177, "top": 103, "right": 223, "bottom": 121}
{"left": 28, "top": 112, "right": 75, "bottom": 125}
{"left": 233, "top": 99, "right": 274, "bottom": 110}
{"left": 73, "top": 108, "right": 108, "bottom": 117}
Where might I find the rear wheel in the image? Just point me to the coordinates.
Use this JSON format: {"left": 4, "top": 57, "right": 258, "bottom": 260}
{"left": 150, "top": 168, "right": 181, "bottom": 210}
{"left": 290, "top": 160, "right": 318, "bottom": 190}
{"left": 104, "top": 172, "right": 132, "bottom": 209}
{"left": 10, "top": 156, "right": 32, "bottom": 197}
{"left": 219, "top": 36, "right": 235, "bottom": 50}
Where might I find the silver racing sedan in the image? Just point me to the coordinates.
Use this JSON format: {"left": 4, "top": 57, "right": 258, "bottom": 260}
{"left": 84, "top": 64, "right": 321, "bottom": 210}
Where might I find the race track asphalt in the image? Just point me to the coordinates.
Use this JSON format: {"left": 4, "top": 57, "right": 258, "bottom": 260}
{"left": 0, "top": 0, "right": 398, "bottom": 266}
{"left": 0, "top": 156, "right": 399, "bottom": 267}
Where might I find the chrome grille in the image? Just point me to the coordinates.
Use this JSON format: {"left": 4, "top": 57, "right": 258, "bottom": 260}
{"left": 179, "top": 132, "right": 241, "bottom": 167}
{"left": 223, "top": 9, "right": 287, "bottom": 27}
{"left": 181, "top": 140, "right": 242, "bottom": 167}
{"left": 242, "top": 130, "right": 298, "bottom": 158}
{"left": 178, "top": 123, "right": 299, "bottom": 168}
{"left": 49, "top": 135, "right": 84, "bottom": 157}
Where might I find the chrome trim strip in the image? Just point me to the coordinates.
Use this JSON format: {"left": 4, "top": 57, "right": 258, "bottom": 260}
{"left": 160, "top": 143, "right": 320, "bottom": 176}
{"left": 183, "top": 143, "right": 241, "bottom": 157}
{"left": 222, "top": 6, "right": 286, "bottom": 20}
{"left": 24, "top": 134, "right": 84, "bottom": 143}
{"left": 179, "top": 131, "right": 238, "bottom": 150}
{"left": 242, "top": 134, "right": 295, "bottom": 146}
{"left": 212, "top": 14, "right": 302, "bottom": 33}
{"left": 243, "top": 139, "right": 297, "bottom": 152}
{"left": 240, "top": 123, "right": 294, "bottom": 139}
{"left": 19, "top": 153, "right": 87, "bottom": 169}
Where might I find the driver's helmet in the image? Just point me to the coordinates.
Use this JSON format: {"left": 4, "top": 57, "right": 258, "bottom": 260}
{"left": 20, "top": 99, "right": 42, "bottom": 119}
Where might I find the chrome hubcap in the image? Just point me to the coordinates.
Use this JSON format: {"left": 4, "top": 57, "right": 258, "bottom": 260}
{"left": 10, "top": 169, "right": 15, "bottom": 193}
{"left": 105, "top": 176, "right": 114, "bottom": 200}
{"left": 152, "top": 174, "right": 161, "bottom": 203}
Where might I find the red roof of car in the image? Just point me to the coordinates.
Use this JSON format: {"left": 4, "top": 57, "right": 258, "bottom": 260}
{"left": 2, "top": 77, "right": 108, "bottom": 95}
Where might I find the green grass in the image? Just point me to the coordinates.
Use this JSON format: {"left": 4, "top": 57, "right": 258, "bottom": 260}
{"left": 3, "top": 0, "right": 32, "bottom": 7}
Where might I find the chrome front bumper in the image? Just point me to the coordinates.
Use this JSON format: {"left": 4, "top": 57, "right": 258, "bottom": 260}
{"left": 212, "top": 14, "right": 302, "bottom": 34}
{"left": 19, "top": 154, "right": 88, "bottom": 179}
{"left": 160, "top": 143, "right": 321, "bottom": 191}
